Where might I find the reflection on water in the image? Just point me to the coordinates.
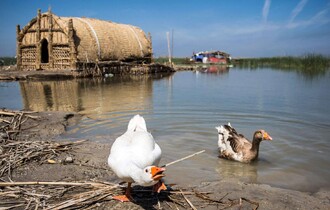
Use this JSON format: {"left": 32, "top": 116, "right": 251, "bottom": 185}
{"left": 215, "top": 159, "right": 258, "bottom": 183}
{"left": 20, "top": 73, "right": 174, "bottom": 116}
{"left": 20, "top": 80, "right": 81, "bottom": 112}
{"left": 1, "top": 67, "right": 330, "bottom": 192}
{"left": 196, "top": 65, "right": 230, "bottom": 74}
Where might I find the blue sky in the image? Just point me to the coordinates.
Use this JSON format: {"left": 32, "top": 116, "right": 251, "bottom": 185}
{"left": 1, "top": 0, "right": 329, "bottom": 58}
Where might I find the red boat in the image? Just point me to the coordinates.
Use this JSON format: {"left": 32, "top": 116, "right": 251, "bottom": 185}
{"left": 191, "top": 50, "right": 231, "bottom": 64}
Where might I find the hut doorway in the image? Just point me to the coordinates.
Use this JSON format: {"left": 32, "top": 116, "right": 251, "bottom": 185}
{"left": 41, "top": 39, "right": 49, "bottom": 63}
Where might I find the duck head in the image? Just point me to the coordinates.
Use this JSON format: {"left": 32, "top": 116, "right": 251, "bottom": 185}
{"left": 254, "top": 130, "right": 272, "bottom": 141}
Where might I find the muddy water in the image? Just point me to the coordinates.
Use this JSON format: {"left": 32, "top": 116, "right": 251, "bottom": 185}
{"left": 1, "top": 67, "right": 330, "bottom": 192}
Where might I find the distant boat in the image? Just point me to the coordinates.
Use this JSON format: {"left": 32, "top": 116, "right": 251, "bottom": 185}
{"left": 190, "top": 50, "right": 231, "bottom": 65}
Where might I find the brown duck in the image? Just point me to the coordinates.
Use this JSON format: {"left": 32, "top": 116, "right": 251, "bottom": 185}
{"left": 216, "top": 123, "right": 273, "bottom": 163}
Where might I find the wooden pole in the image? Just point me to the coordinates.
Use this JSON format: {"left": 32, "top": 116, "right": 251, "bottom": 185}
{"left": 48, "top": 10, "right": 53, "bottom": 69}
{"left": 16, "top": 25, "right": 22, "bottom": 71}
{"left": 37, "top": 9, "right": 41, "bottom": 70}
{"left": 171, "top": 29, "right": 174, "bottom": 61}
{"left": 166, "top": 32, "right": 171, "bottom": 64}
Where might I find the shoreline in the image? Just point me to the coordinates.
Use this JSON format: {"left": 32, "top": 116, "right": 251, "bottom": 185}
{"left": 0, "top": 63, "right": 175, "bottom": 81}
{"left": 0, "top": 109, "right": 329, "bottom": 209}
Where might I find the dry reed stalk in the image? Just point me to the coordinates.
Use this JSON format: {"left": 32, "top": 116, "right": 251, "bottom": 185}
{"left": 0, "top": 139, "right": 87, "bottom": 179}
{"left": 45, "top": 185, "right": 118, "bottom": 209}
{"left": 0, "top": 109, "right": 39, "bottom": 141}
{"left": 180, "top": 189, "right": 197, "bottom": 210}
{"left": 0, "top": 181, "right": 119, "bottom": 209}
{"left": 0, "top": 181, "right": 100, "bottom": 187}
{"left": 241, "top": 197, "right": 259, "bottom": 210}
{"left": 0, "top": 109, "right": 88, "bottom": 179}
{"left": 0, "top": 180, "right": 260, "bottom": 209}
{"left": 162, "top": 150, "right": 205, "bottom": 168}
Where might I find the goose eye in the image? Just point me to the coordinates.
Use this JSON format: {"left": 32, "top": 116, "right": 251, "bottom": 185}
{"left": 145, "top": 169, "right": 148, "bottom": 173}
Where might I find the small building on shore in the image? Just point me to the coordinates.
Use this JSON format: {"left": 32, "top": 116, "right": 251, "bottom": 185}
{"left": 16, "top": 9, "right": 153, "bottom": 73}
{"left": 191, "top": 51, "right": 231, "bottom": 64}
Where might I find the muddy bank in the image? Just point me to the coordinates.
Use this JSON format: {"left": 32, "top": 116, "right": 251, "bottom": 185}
{"left": 0, "top": 110, "right": 329, "bottom": 209}
{"left": 0, "top": 63, "right": 175, "bottom": 80}
{"left": 0, "top": 65, "right": 76, "bottom": 80}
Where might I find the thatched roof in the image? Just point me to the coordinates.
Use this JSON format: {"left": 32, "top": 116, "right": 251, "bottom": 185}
{"left": 54, "top": 15, "right": 152, "bottom": 62}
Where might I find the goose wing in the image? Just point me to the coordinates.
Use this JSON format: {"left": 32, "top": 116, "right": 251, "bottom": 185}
{"left": 226, "top": 134, "right": 251, "bottom": 153}
{"left": 225, "top": 125, "right": 251, "bottom": 152}
{"left": 217, "top": 124, "right": 252, "bottom": 154}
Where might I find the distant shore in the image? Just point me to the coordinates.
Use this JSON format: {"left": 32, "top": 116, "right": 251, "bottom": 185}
{"left": 1, "top": 54, "right": 329, "bottom": 80}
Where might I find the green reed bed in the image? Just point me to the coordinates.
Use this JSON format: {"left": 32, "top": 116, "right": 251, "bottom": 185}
{"left": 0, "top": 57, "right": 17, "bottom": 66}
{"left": 234, "top": 54, "right": 330, "bottom": 73}
{"left": 154, "top": 57, "right": 192, "bottom": 65}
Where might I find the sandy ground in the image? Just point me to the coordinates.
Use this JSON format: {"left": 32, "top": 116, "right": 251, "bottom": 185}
{"left": 1, "top": 110, "right": 329, "bottom": 209}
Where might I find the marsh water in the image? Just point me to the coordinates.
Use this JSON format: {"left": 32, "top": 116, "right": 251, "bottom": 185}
{"left": 1, "top": 66, "right": 330, "bottom": 192}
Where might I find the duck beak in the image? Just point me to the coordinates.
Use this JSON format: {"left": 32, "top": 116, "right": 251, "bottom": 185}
{"left": 263, "top": 132, "right": 273, "bottom": 140}
{"left": 151, "top": 166, "right": 166, "bottom": 181}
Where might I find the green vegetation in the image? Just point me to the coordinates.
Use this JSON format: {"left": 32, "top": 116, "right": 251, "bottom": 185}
{"left": 154, "top": 57, "right": 191, "bottom": 65}
{"left": 0, "top": 57, "right": 16, "bottom": 66}
{"left": 234, "top": 54, "right": 330, "bottom": 75}
{"left": 233, "top": 54, "right": 330, "bottom": 79}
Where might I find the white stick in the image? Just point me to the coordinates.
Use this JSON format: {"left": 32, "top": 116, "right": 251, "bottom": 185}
{"left": 162, "top": 150, "right": 205, "bottom": 167}
{"left": 166, "top": 31, "right": 172, "bottom": 64}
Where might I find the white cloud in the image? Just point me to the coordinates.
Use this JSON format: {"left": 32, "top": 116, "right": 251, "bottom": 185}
{"left": 153, "top": 1, "right": 330, "bottom": 57}
{"left": 289, "top": 0, "right": 308, "bottom": 23}
{"left": 262, "top": 0, "right": 271, "bottom": 23}
{"left": 287, "top": 6, "right": 330, "bottom": 28}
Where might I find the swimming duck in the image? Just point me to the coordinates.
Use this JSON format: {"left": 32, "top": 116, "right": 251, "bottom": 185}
{"left": 108, "top": 115, "right": 166, "bottom": 202}
{"left": 216, "top": 123, "right": 272, "bottom": 163}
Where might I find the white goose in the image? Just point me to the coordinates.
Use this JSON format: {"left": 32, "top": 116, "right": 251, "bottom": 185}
{"left": 108, "top": 115, "right": 166, "bottom": 202}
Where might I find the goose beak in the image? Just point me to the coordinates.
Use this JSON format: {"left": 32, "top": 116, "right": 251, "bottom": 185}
{"left": 263, "top": 132, "right": 273, "bottom": 140}
{"left": 151, "top": 166, "right": 166, "bottom": 181}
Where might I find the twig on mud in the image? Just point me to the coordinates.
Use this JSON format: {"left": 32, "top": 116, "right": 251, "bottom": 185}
{"left": 241, "top": 197, "right": 259, "bottom": 210}
{"left": 195, "top": 191, "right": 226, "bottom": 204}
{"left": 45, "top": 185, "right": 117, "bottom": 210}
{"left": 180, "top": 189, "right": 197, "bottom": 210}
{"left": 0, "top": 181, "right": 118, "bottom": 210}
{"left": 0, "top": 109, "right": 39, "bottom": 141}
{"left": 0, "top": 110, "right": 37, "bottom": 116}
{"left": 0, "top": 181, "right": 102, "bottom": 187}
{"left": 168, "top": 194, "right": 186, "bottom": 208}
{"left": 0, "top": 139, "right": 87, "bottom": 179}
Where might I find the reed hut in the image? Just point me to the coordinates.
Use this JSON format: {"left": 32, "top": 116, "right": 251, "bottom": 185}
{"left": 16, "top": 9, "right": 152, "bottom": 72}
